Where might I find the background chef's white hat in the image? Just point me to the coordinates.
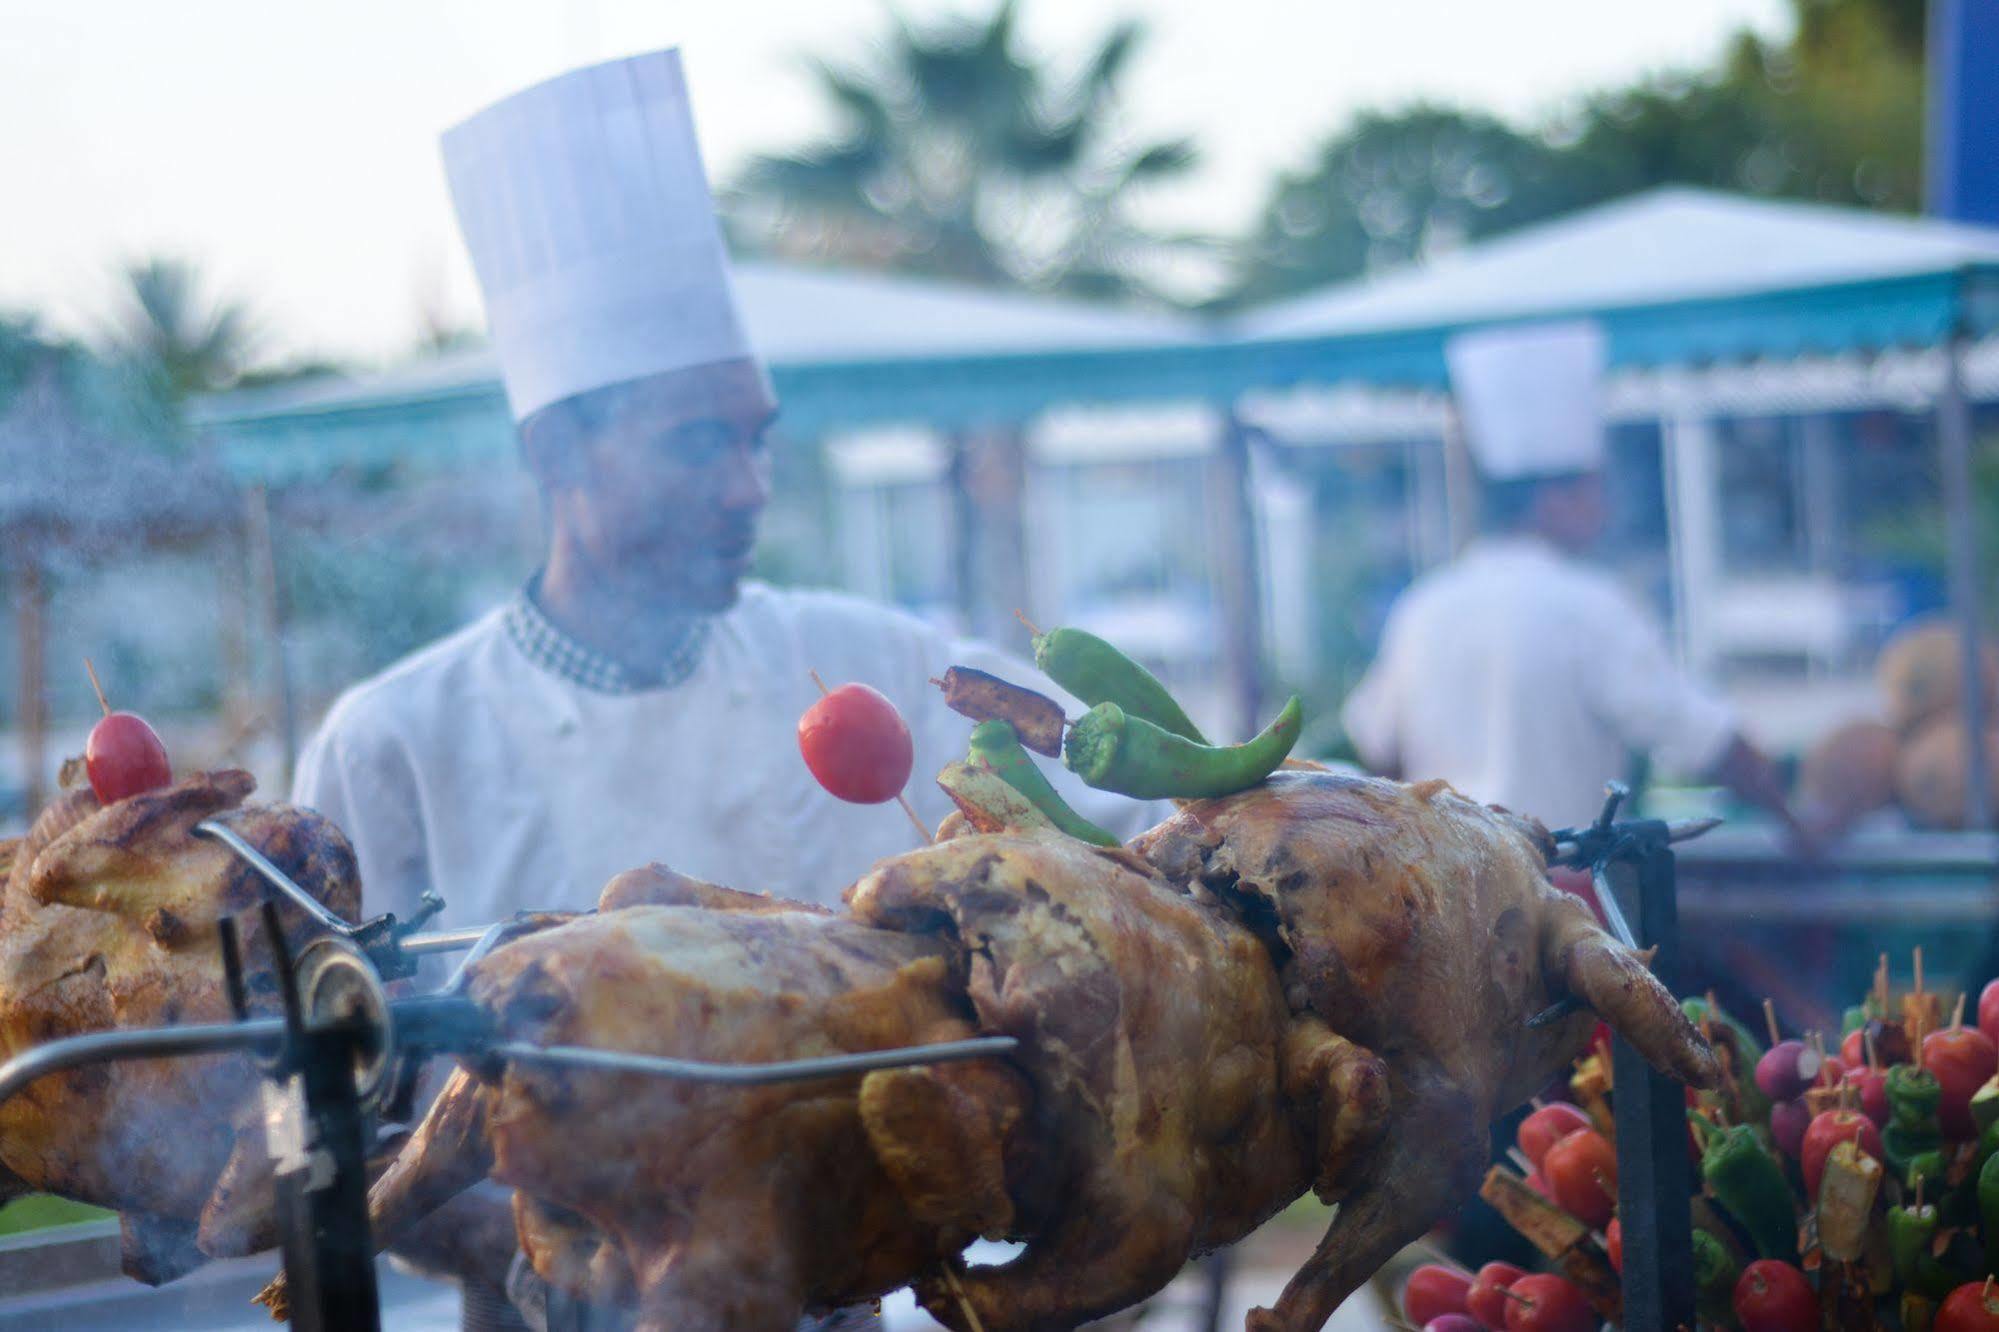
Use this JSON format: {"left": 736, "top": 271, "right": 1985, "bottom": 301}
{"left": 1445, "top": 320, "right": 1607, "bottom": 480}
{"left": 441, "top": 49, "right": 755, "bottom": 422}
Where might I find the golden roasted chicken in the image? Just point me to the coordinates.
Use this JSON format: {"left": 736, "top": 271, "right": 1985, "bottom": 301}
{"left": 1132, "top": 771, "right": 1714, "bottom": 1331}
{"left": 279, "top": 864, "right": 1030, "bottom": 1328}
{"left": 327, "top": 770, "right": 1711, "bottom": 1332}
{"left": 0, "top": 770, "right": 361, "bottom": 1281}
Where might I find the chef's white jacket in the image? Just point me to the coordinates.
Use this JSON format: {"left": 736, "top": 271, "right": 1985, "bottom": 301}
{"left": 1340, "top": 536, "right": 1738, "bottom": 830}
{"left": 292, "top": 581, "right": 1165, "bottom": 930}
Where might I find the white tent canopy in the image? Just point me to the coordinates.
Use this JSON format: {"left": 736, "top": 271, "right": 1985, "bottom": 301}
{"left": 1236, "top": 187, "right": 1999, "bottom": 342}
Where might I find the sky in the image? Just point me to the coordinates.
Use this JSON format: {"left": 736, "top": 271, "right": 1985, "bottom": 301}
{"left": 1, "top": 0, "right": 1790, "bottom": 367}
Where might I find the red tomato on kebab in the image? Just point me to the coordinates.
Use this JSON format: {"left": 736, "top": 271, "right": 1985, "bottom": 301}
{"left": 1516, "top": 1102, "right": 1592, "bottom": 1169}
{"left": 1939, "top": 1279, "right": 1999, "bottom": 1332}
{"left": 1923, "top": 995, "right": 1998, "bottom": 1139}
{"left": 798, "top": 680, "right": 915, "bottom": 804}
{"left": 82, "top": 660, "right": 171, "bottom": 804}
{"left": 1400, "top": 1264, "right": 1472, "bottom": 1324}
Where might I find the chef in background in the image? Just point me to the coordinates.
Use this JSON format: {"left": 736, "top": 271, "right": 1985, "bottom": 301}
{"left": 1340, "top": 320, "right": 1806, "bottom": 840}
{"left": 293, "top": 49, "right": 1160, "bottom": 1331}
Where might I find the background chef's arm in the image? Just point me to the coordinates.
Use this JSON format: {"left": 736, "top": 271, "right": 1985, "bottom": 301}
{"left": 1583, "top": 592, "right": 1807, "bottom": 842}
{"left": 290, "top": 707, "right": 434, "bottom": 923}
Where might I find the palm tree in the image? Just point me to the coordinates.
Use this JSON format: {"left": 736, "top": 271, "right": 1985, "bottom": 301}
{"left": 105, "top": 258, "right": 257, "bottom": 400}
{"left": 728, "top": 0, "right": 1200, "bottom": 301}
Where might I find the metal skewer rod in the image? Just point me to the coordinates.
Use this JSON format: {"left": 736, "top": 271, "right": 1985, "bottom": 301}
{"left": 399, "top": 926, "right": 493, "bottom": 955}
{"left": 0, "top": 1018, "right": 288, "bottom": 1105}
{"left": 193, "top": 818, "right": 355, "bottom": 937}
{"left": 490, "top": 1034, "right": 1021, "bottom": 1086}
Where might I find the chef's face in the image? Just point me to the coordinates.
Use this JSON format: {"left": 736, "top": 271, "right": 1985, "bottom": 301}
{"left": 1534, "top": 472, "right": 1608, "bottom": 554}
{"left": 540, "top": 359, "right": 778, "bottom": 612}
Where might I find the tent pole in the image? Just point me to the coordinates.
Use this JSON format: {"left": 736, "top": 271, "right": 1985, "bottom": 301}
{"left": 15, "top": 557, "right": 45, "bottom": 816}
{"left": 245, "top": 485, "right": 298, "bottom": 790}
{"left": 1217, "top": 412, "right": 1265, "bottom": 740}
{"left": 946, "top": 433, "right": 977, "bottom": 634}
{"left": 1938, "top": 331, "right": 1991, "bottom": 829}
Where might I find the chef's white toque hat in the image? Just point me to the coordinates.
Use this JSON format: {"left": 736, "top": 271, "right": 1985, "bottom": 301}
{"left": 1445, "top": 320, "right": 1607, "bottom": 479}
{"left": 441, "top": 49, "right": 754, "bottom": 423}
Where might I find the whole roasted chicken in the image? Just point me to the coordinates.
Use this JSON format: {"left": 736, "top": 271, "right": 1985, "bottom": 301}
{"left": 0, "top": 770, "right": 361, "bottom": 1281}
{"left": 287, "top": 865, "right": 1030, "bottom": 1329}
{"left": 326, "top": 769, "right": 1711, "bottom": 1332}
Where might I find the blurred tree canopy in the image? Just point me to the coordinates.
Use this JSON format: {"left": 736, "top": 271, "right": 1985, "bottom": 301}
{"left": 726, "top": 0, "right": 1201, "bottom": 301}
{"left": 1228, "top": 0, "right": 1925, "bottom": 304}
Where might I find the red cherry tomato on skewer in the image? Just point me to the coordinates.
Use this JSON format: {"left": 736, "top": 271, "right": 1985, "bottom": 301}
{"left": 1502, "top": 1273, "right": 1594, "bottom": 1332}
{"left": 1517, "top": 1102, "right": 1592, "bottom": 1169}
{"left": 1937, "top": 1279, "right": 1999, "bottom": 1332}
{"left": 1542, "top": 1128, "right": 1617, "bottom": 1229}
{"left": 798, "top": 683, "right": 914, "bottom": 804}
{"left": 1733, "top": 1260, "right": 1816, "bottom": 1332}
{"left": 1800, "top": 1108, "right": 1882, "bottom": 1198}
{"left": 86, "top": 712, "right": 172, "bottom": 804}
{"left": 1841, "top": 1064, "right": 1889, "bottom": 1126}
{"left": 1979, "top": 981, "right": 1999, "bottom": 1049}
{"left": 1468, "top": 1261, "right": 1527, "bottom": 1327}
{"left": 1401, "top": 1264, "right": 1472, "bottom": 1324}
{"left": 1924, "top": 1023, "right": 1999, "bottom": 1139}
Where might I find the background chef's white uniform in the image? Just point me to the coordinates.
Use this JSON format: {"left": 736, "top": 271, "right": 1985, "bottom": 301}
{"left": 292, "top": 50, "right": 1164, "bottom": 930}
{"left": 293, "top": 582, "right": 1158, "bottom": 928}
{"left": 1339, "top": 321, "right": 1738, "bottom": 830}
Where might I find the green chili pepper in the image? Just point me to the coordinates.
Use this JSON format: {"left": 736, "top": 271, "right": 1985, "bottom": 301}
{"left": 1064, "top": 696, "right": 1303, "bottom": 801}
{"left": 1696, "top": 1116, "right": 1798, "bottom": 1263}
{"left": 1691, "top": 1229, "right": 1739, "bottom": 1325}
{"left": 1032, "top": 627, "right": 1207, "bottom": 744}
{"left": 966, "top": 721, "right": 1120, "bottom": 847}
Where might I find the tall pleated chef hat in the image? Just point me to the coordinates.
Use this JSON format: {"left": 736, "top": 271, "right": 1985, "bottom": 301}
{"left": 441, "top": 49, "right": 754, "bottom": 423}
{"left": 1444, "top": 320, "right": 1607, "bottom": 479}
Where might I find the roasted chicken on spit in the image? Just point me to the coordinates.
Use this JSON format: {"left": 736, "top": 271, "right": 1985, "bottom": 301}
{"left": 0, "top": 770, "right": 361, "bottom": 1281}
{"left": 326, "top": 770, "right": 1711, "bottom": 1332}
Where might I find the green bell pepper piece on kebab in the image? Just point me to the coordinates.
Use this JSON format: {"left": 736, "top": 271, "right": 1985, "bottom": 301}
{"left": 1691, "top": 1229, "right": 1740, "bottom": 1325}
{"left": 1695, "top": 1115, "right": 1797, "bottom": 1263}
{"left": 1886, "top": 1065, "right": 1945, "bottom": 1182}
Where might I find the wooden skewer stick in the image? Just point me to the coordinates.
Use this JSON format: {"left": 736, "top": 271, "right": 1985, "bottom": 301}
{"left": 810, "top": 670, "right": 933, "bottom": 846}
{"left": 1953, "top": 991, "right": 1968, "bottom": 1031}
{"left": 1763, "top": 997, "right": 1782, "bottom": 1048}
{"left": 83, "top": 658, "right": 111, "bottom": 718}
{"left": 941, "top": 1265, "right": 986, "bottom": 1332}
{"left": 1915, "top": 947, "right": 1926, "bottom": 1003}
{"left": 1012, "top": 608, "right": 1044, "bottom": 639}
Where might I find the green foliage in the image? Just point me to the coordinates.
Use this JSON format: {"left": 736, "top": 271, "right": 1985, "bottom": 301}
{"left": 1228, "top": 0, "right": 1924, "bottom": 304}
{"left": 103, "top": 257, "right": 257, "bottom": 402}
{"left": 727, "top": 0, "right": 1200, "bottom": 300}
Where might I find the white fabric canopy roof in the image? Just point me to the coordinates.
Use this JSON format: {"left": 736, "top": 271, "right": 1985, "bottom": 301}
{"left": 1237, "top": 187, "right": 1999, "bottom": 340}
